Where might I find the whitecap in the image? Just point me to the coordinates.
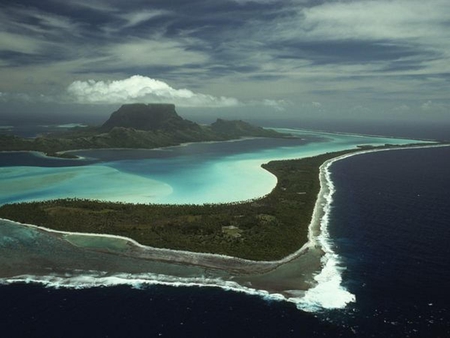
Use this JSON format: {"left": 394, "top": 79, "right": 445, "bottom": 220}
{"left": 296, "top": 160, "right": 356, "bottom": 312}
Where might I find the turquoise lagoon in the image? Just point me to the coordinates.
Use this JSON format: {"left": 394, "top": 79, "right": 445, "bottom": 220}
{"left": 0, "top": 129, "right": 422, "bottom": 206}
{"left": 0, "top": 128, "right": 430, "bottom": 312}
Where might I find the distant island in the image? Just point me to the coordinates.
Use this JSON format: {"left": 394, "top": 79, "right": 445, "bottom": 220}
{"left": 0, "top": 103, "right": 287, "bottom": 157}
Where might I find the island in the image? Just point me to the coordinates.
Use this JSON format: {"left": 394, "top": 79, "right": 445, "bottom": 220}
{"left": 0, "top": 104, "right": 438, "bottom": 263}
{"left": 0, "top": 103, "right": 286, "bottom": 157}
{"left": 0, "top": 151, "right": 349, "bottom": 261}
{"left": 0, "top": 109, "right": 443, "bottom": 303}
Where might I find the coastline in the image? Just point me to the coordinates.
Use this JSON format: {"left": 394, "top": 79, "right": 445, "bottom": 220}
{"left": 273, "top": 127, "right": 439, "bottom": 143}
{"left": 1, "top": 143, "right": 446, "bottom": 310}
{"left": 0, "top": 149, "right": 329, "bottom": 307}
{"left": 0, "top": 131, "right": 426, "bottom": 206}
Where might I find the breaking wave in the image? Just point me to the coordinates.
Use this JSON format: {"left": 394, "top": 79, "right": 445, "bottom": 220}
{"left": 0, "top": 155, "right": 358, "bottom": 313}
{"left": 296, "top": 158, "right": 356, "bottom": 312}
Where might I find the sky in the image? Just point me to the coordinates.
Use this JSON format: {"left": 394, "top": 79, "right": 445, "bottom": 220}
{"left": 0, "top": 0, "right": 449, "bottom": 124}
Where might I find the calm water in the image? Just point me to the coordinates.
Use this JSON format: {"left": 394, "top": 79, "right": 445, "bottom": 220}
{"left": 0, "top": 129, "right": 448, "bottom": 337}
{"left": 0, "top": 129, "right": 417, "bottom": 205}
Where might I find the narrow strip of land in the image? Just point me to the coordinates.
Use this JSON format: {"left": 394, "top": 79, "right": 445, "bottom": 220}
{"left": 0, "top": 144, "right": 439, "bottom": 262}
{"left": 0, "top": 150, "right": 359, "bottom": 261}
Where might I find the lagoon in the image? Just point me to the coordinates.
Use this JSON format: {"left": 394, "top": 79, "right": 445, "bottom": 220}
{"left": 0, "top": 128, "right": 426, "bottom": 312}
{"left": 0, "top": 129, "right": 420, "bottom": 206}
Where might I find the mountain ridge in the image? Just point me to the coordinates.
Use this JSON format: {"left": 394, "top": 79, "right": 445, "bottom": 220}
{"left": 0, "top": 103, "right": 290, "bottom": 157}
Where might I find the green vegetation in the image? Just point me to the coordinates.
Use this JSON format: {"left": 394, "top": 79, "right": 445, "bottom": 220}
{"left": 0, "top": 150, "right": 356, "bottom": 261}
{"left": 0, "top": 104, "right": 289, "bottom": 157}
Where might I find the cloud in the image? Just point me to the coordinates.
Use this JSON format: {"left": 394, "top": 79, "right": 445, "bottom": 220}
{"left": 0, "top": 91, "right": 34, "bottom": 102}
{"left": 421, "top": 100, "right": 434, "bottom": 111}
{"left": 120, "top": 10, "right": 171, "bottom": 28}
{"left": 67, "top": 75, "right": 240, "bottom": 107}
{"left": 350, "top": 105, "right": 371, "bottom": 114}
{"left": 299, "top": 0, "right": 450, "bottom": 42}
{"left": 260, "top": 99, "right": 290, "bottom": 112}
{"left": 393, "top": 104, "right": 411, "bottom": 112}
{"left": 260, "top": 0, "right": 450, "bottom": 77}
{"left": 54, "top": 0, "right": 116, "bottom": 13}
{"left": 105, "top": 38, "right": 208, "bottom": 68}
{"left": 0, "top": 32, "right": 44, "bottom": 54}
{"left": 232, "top": 0, "right": 279, "bottom": 4}
{"left": 420, "top": 100, "right": 448, "bottom": 112}
{"left": 1, "top": 0, "right": 449, "bottom": 117}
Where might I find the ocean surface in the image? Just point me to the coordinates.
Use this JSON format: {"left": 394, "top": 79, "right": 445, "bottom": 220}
{"left": 327, "top": 146, "right": 450, "bottom": 337}
{"left": 1, "top": 127, "right": 449, "bottom": 337}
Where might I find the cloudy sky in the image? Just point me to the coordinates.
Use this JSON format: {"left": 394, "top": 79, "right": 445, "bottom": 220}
{"left": 1, "top": 0, "right": 449, "bottom": 123}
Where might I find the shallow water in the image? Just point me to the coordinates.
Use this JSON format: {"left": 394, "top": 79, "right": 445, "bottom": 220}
{"left": 0, "top": 128, "right": 445, "bottom": 337}
{"left": 0, "top": 130, "right": 424, "bottom": 310}
{"left": 0, "top": 129, "right": 419, "bottom": 205}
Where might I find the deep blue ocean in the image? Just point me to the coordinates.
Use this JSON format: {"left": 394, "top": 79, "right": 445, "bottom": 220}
{"left": 328, "top": 146, "right": 450, "bottom": 337}
{"left": 1, "top": 130, "right": 449, "bottom": 337}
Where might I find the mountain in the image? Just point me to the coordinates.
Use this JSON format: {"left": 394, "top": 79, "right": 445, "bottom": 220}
{"left": 100, "top": 103, "right": 200, "bottom": 132}
{"left": 0, "top": 103, "right": 290, "bottom": 156}
{"left": 210, "top": 118, "right": 282, "bottom": 138}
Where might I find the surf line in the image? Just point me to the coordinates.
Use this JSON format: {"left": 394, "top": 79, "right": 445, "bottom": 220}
{"left": 0, "top": 150, "right": 340, "bottom": 312}
{"left": 2, "top": 144, "right": 445, "bottom": 310}
{"left": 298, "top": 143, "right": 450, "bottom": 311}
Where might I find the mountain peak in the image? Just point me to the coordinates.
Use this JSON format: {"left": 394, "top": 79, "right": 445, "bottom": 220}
{"left": 100, "top": 103, "right": 193, "bottom": 132}
{"left": 210, "top": 118, "right": 279, "bottom": 138}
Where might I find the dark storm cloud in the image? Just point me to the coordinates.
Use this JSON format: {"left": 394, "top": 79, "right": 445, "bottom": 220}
{"left": 2, "top": 0, "right": 443, "bottom": 75}
{"left": 271, "top": 40, "right": 432, "bottom": 65}
{"left": 0, "top": 0, "right": 449, "bottom": 116}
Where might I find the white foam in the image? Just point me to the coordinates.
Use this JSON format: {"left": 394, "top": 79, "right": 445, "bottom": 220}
{"left": 3, "top": 140, "right": 442, "bottom": 312}
{"left": 295, "top": 160, "right": 356, "bottom": 312}
{"left": 294, "top": 145, "right": 450, "bottom": 312}
{"left": 0, "top": 271, "right": 289, "bottom": 304}
{"left": 0, "top": 155, "right": 357, "bottom": 313}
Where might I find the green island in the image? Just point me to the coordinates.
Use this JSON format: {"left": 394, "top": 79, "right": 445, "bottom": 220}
{"left": 0, "top": 103, "right": 287, "bottom": 157}
{"left": 0, "top": 149, "right": 377, "bottom": 261}
{"left": 1, "top": 104, "right": 441, "bottom": 261}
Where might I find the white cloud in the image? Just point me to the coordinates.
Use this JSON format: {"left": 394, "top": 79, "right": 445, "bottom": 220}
{"left": 67, "top": 75, "right": 240, "bottom": 107}
{"left": 0, "top": 6, "right": 80, "bottom": 38}
{"left": 263, "top": 0, "right": 450, "bottom": 78}
{"left": 393, "top": 104, "right": 411, "bottom": 112}
{"left": 0, "top": 92, "right": 34, "bottom": 102}
{"left": 420, "top": 100, "right": 447, "bottom": 112}
{"left": 120, "top": 10, "right": 171, "bottom": 28}
{"left": 54, "top": 0, "right": 116, "bottom": 13}
{"left": 421, "top": 100, "right": 433, "bottom": 111}
{"left": 350, "top": 105, "right": 371, "bottom": 114}
{"left": 232, "top": 0, "right": 279, "bottom": 4}
{"left": 106, "top": 38, "right": 208, "bottom": 68}
{"left": 299, "top": 0, "right": 450, "bottom": 42}
{"left": 261, "top": 99, "right": 290, "bottom": 111}
{"left": 0, "top": 32, "right": 43, "bottom": 54}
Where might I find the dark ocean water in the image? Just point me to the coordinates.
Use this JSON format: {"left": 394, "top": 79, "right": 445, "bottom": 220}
{"left": 1, "top": 143, "right": 450, "bottom": 337}
{"left": 327, "top": 146, "right": 450, "bottom": 337}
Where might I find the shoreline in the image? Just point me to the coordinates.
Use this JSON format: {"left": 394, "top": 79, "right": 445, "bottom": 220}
{"left": 273, "top": 127, "right": 439, "bottom": 143}
{"left": 1, "top": 143, "right": 447, "bottom": 310}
